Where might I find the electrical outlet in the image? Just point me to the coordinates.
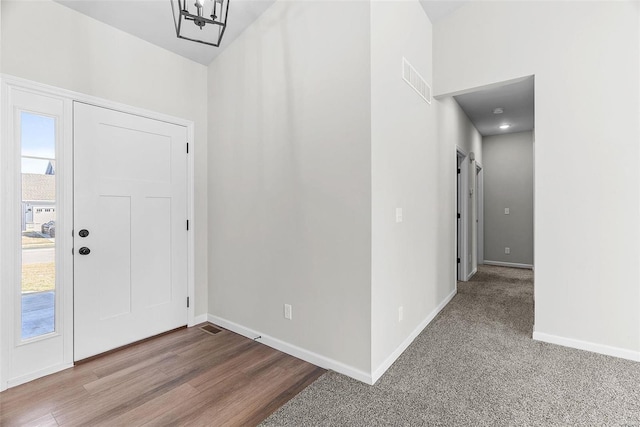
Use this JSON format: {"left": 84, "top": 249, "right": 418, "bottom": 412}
{"left": 504, "top": 208, "right": 510, "bottom": 215}
{"left": 399, "top": 306, "right": 404, "bottom": 322}
{"left": 395, "top": 208, "right": 403, "bottom": 223}
{"left": 284, "top": 304, "right": 292, "bottom": 320}
{"left": 505, "top": 247, "right": 510, "bottom": 254}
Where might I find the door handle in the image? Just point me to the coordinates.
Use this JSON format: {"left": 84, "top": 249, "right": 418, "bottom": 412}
{"left": 79, "top": 229, "right": 89, "bottom": 237}
{"left": 79, "top": 247, "right": 91, "bottom": 255}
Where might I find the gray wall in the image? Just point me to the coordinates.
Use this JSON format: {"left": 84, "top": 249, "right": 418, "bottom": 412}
{"left": 207, "top": 0, "right": 482, "bottom": 380}
{"left": 207, "top": 0, "right": 372, "bottom": 374}
{"left": 482, "top": 131, "right": 533, "bottom": 266}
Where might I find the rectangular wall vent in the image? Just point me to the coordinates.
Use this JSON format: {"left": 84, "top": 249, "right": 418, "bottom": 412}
{"left": 402, "top": 57, "right": 431, "bottom": 104}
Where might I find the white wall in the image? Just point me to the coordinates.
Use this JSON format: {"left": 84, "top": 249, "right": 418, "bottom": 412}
{"left": 1, "top": 0, "right": 209, "bottom": 317}
{"left": 483, "top": 131, "right": 534, "bottom": 266}
{"left": 0, "top": 0, "right": 2, "bottom": 73}
{"left": 440, "top": 98, "right": 482, "bottom": 165}
{"left": 370, "top": 0, "right": 436, "bottom": 373}
{"left": 207, "top": 0, "right": 372, "bottom": 374}
{"left": 370, "top": 1, "right": 482, "bottom": 375}
{"left": 435, "top": 1, "right": 640, "bottom": 355}
{"left": 437, "top": 97, "right": 482, "bottom": 279}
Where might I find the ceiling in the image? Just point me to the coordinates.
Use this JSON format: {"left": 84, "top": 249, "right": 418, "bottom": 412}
{"left": 419, "top": 1, "right": 467, "bottom": 23}
{"left": 54, "top": 1, "right": 524, "bottom": 134}
{"left": 453, "top": 77, "right": 535, "bottom": 136}
{"left": 55, "top": 0, "right": 467, "bottom": 66}
{"left": 55, "top": 0, "right": 276, "bottom": 65}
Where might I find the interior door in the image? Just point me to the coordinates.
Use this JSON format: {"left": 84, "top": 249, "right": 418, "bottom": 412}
{"left": 73, "top": 102, "right": 188, "bottom": 360}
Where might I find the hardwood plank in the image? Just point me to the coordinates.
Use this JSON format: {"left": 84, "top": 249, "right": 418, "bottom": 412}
{"left": 182, "top": 365, "right": 310, "bottom": 426}
{"left": 52, "top": 369, "right": 171, "bottom": 425}
{"left": 94, "top": 383, "right": 200, "bottom": 427}
{"left": 188, "top": 342, "right": 281, "bottom": 391}
{"left": 19, "top": 412, "right": 60, "bottom": 427}
{"left": 83, "top": 352, "right": 178, "bottom": 394}
{"left": 158, "top": 331, "right": 254, "bottom": 377}
{"left": 0, "top": 324, "right": 326, "bottom": 427}
{"left": 170, "top": 328, "right": 245, "bottom": 356}
{"left": 0, "top": 408, "right": 61, "bottom": 427}
{"left": 142, "top": 363, "right": 281, "bottom": 426}
{"left": 89, "top": 328, "right": 204, "bottom": 379}
{"left": 155, "top": 340, "right": 259, "bottom": 391}
{"left": 0, "top": 370, "right": 95, "bottom": 426}
{"left": 141, "top": 345, "right": 285, "bottom": 425}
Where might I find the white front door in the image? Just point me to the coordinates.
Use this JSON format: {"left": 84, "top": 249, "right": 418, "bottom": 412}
{"left": 73, "top": 102, "right": 188, "bottom": 360}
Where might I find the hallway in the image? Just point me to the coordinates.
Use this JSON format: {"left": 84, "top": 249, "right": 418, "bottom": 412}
{"left": 262, "top": 265, "right": 640, "bottom": 426}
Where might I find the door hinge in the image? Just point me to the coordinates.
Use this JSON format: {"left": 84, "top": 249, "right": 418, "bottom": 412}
{"left": 187, "top": 297, "right": 190, "bottom": 308}
{"left": 186, "top": 220, "right": 189, "bottom": 230}
{"left": 457, "top": 213, "right": 460, "bottom": 219}
{"left": 186, "top": 142, "right": 189, "bottom": 153}
{"left": 457, "top": 257, "right": 460, "bottom": 264}
{"left": 457, "top": 168, "right": 461, "bottom": 174}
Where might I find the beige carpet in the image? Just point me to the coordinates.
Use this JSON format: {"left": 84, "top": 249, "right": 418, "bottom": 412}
{"left": 261, "top": 265, "right": 640, "bottom": 426}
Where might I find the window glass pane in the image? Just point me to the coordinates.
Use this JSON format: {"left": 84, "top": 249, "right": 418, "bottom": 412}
{"left": 21, "top": 113, "right": 56, "bottom": 158}
{"left": 21, "top": 112, "right": 56, "bottom": 340}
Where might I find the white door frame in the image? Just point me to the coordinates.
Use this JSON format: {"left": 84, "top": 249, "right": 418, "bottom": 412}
{"left": 0, "top": 75, "right": 197, "bottom": 391}
{"left": 456, "top": 147, "right": 469, "bottom": 282}
{"left": 0, "top": 81, "right": 74, "bottom": 390}
{"left": 476, "top": 163, "right": 484, "bottom": 265}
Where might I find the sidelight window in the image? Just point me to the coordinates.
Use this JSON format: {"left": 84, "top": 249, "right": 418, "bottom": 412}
{"left": 20, "top": 112, "right": 57, "bottom": 340}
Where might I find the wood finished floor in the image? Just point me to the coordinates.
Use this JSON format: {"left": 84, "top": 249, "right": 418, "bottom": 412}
{"left": 0, "top": 324, "right": 326, "bottom": 426}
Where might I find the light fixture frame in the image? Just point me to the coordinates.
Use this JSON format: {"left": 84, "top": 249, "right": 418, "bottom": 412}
{"left": 171, "top": 0, "right": 230, "bottom": 47}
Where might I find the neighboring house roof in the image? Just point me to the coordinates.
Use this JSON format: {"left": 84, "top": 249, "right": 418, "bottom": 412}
{"left": 22, "top": 174, "right": 55, "bottom": 201}
{"left": 46, "top": 160, "right": 56, "bottom": 175}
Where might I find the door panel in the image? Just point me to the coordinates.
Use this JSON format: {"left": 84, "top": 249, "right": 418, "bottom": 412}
{"left": 74, "top": 103, "right": 188, "bottom": 360}
{"left": 97, "top": 195, "right": 131, "bottom": 320}
{"left": 136, "top": 197, "right": 172, "bottom": 308}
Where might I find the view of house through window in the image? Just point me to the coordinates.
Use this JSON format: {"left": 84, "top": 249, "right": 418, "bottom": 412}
{"left": 21, "top": 112, "right": 56, "bottom": 340}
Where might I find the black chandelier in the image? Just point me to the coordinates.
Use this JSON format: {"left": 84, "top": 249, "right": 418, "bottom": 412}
{"left": 171, "top": 0, "right": 230, "bottom": 47}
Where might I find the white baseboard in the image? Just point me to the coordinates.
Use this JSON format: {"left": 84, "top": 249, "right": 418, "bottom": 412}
{"left": 465, "top": 268, "right": 477, "bottom": 281}
{"left": 484, "top": 260, "right": 533, "bottom": 269}
{"left": 191, "top": 313, "right": 208, "bottom": 326}
{"left": 371, "top": 288, "right": 457, "bottom": 384}
{"left": 533, "top": 331, "right": 640, "bottom": 362}
{"left": 207, "top": 314, "right": 373, "bottom": 385}
{"left": 7, "top": 363, "right": 74, "bottom": 389}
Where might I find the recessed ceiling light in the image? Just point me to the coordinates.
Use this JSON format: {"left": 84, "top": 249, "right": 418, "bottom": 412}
{"left": 493, "top": 107, "right": 504, "bottom": 114}
{"left": 499, "top": 124, "right": 510, "bottom": 130}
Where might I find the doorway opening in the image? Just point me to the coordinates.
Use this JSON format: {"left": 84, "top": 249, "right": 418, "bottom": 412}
{"left": 447, "top": 75, "right": 536, "bottom": 334}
